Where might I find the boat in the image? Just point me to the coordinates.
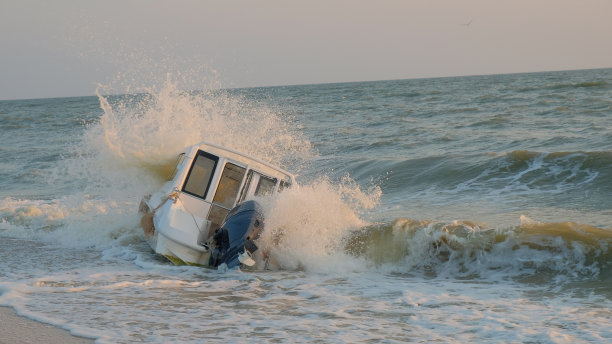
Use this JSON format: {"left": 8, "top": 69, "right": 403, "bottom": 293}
{"left": 139, "top": 141, "right": 295, "bottom": 270}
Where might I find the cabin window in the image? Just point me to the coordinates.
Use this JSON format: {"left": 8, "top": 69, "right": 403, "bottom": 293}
{"left": 182, "top": 151, "right": 218, "bottom": 199}
{"left": 207, "top": 163, "right": 247, "bottom": 230}
{"left": 237, "top": 170, "right": 278, "bottom": 203}
{"left": 254, "top": 175, "right": 277, "bottom": 196}
{"left": 212, "top": 163, "right": 246, "bottom": 208}
{"left": 279, "top": 179, "right": 291, "bottom": 192}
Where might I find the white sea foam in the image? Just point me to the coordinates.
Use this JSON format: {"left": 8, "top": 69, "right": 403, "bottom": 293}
{"left": 257, "top": 175, "right": 381, "bottom": 273}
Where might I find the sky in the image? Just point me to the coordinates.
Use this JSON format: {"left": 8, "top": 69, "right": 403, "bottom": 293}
{"left": 1, "top": 0, "right": 611, "bottom": 100}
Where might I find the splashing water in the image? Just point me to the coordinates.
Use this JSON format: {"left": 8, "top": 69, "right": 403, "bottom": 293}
{"left": 86, "top": 75, "right": 312, "bottom": 189}
{"left": 2, "top": 75, "right": 382, "bottom": 261}
{"left": 258, "top": 175, "right": 382, "bottom": 273}
{"left": 78, "top": 76, "right": 383, "bottom": 263}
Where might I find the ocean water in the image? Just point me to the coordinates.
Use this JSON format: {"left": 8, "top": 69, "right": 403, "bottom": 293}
{"left": 1, "top": 68, "right": 611, "bottom": 343}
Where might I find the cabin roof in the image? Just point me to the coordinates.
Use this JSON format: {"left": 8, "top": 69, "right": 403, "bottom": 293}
{"left": 192, "top": 141, "right": 295, "bottom": 182}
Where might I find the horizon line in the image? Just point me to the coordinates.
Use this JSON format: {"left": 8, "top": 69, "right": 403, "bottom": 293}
{"left": 1, "top": 66, "right": 611, "bottom": 102}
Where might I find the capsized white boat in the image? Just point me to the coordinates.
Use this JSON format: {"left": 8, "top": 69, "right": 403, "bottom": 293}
{"left": 139, "top": 141, "right": 295, "bottom": 269}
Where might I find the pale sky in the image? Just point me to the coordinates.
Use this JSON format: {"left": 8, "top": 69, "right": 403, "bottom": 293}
{"left": 1, "top": 0, "right": 611, "bottom": 100}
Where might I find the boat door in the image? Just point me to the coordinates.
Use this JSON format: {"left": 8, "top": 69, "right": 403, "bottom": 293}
{"left": 207, "top": 162, "right": 247, "bottom": 232}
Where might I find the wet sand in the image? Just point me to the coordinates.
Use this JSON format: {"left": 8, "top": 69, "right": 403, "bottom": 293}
{"left": 0, "top": 307, "right": 94, "bottom": 344}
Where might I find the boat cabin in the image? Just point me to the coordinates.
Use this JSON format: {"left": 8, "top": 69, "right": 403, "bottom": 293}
{"left": 168, "top": 142, "right": 294, "bottom": 240}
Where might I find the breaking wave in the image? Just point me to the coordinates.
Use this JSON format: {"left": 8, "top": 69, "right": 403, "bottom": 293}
{"left": 342, "top": 216, "right": 612, "bottom": 283}
{"left": 258, "top": 175, "right": 382, "bottom": 273}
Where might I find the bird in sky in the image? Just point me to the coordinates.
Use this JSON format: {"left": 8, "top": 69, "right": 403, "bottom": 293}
{"left": 461, "top": 19, "right": 473, "bottom": 27}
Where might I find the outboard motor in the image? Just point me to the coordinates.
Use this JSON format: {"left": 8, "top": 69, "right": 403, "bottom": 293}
{"left": 209, "top": 200, "right": 264, "bottom": 269}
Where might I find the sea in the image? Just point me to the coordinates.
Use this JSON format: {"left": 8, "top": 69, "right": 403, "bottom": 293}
{"left": 1, "top": 68, "right": 611, "bottom": 343}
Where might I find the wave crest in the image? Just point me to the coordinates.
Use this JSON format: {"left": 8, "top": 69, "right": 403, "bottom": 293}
{"left": 343, "top": 216, "right": 612, "bottom": 282}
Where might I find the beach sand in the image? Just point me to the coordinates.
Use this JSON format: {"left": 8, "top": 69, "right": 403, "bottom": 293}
{"left": 0, "top": 307, "right": 94, "bottom": 344}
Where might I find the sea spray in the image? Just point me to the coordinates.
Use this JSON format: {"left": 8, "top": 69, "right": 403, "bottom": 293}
{"left": 3, "top": 75, "right": 316, "bottom": 249}
{"left": 257, "top": 175, "right": 381, "bottom": 272}
{"left": 2, "top": 75, "right": 385, "bottom": 258}
{"left": 90, "top": 76, "right": 312, "bottom": 173}
{"left": 76, "top": 76, "right": 387, "bottom": 262}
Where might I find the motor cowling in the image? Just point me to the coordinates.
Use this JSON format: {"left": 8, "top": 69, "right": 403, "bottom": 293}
{"left": 209, "top": 200, "right": 264, "bottom": 269}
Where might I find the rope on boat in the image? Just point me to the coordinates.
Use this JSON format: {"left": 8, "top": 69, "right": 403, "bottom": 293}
{"left": 171, "top": 189, "right": 206, "bottom": 234}
{"left": 142, "top": 188, "right": 213, "bottom": 250}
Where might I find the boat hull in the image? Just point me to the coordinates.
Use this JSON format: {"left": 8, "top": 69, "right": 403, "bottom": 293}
{"left": 140, "top": 199, "right": 264, "bottom": 269}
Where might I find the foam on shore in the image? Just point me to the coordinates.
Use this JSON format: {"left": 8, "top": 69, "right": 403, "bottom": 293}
{"left": 0, "top": 306, "right": 94, "bottom": 344}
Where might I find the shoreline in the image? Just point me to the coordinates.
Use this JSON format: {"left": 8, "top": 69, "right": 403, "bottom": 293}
{"left": 0, "top": 306, "right": 94, "bottom": 344}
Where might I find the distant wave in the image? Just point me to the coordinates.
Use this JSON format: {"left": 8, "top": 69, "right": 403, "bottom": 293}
{"left": 515, "top": 80, "right": 610, "bottom": 93}
{"left": 354, "top": 150, "right": 611, "bottom": 207}
{"left": 504, "top": 150, "right": 612, "bottom": 170}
